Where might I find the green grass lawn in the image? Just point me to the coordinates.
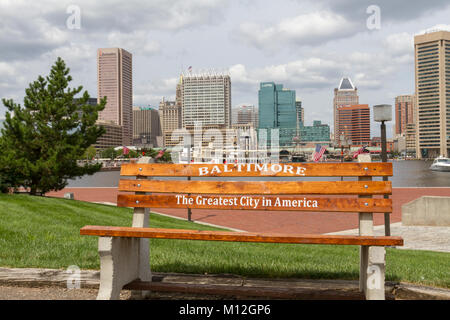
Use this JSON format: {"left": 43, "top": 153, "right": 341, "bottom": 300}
{"left": 0, "top": 194, "right": 449, "bottom": 288}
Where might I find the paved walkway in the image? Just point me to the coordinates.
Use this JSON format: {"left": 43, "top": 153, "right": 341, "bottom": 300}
{"left": 328, "top": 222, "right": 450, "bottom": 253}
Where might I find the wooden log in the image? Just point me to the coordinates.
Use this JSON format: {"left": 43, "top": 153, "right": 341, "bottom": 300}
{"left": 123, "top": 280, "right": 367, "bottom": 300}
{"left": 117, "top": 194, "right": 392, "bottom": 213}
{"left": 80, "top": 226, "right": 404, "bottom": 246}
{"left": 120, "top": 163, "right": 393, "bottom": 177}
{"left": 118, "top": 179, "right": 392, "bottom": 195}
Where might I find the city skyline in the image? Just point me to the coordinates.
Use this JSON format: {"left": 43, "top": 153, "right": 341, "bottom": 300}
{"left": 1, "top": 1, "right": 450, "bottom": 140}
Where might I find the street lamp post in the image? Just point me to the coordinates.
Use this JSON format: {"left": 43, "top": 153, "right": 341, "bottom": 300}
{"left": 373, "top": 104, "right": 392, "bottom": 236}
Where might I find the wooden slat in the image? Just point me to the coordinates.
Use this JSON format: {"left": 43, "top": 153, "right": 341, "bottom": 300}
{"left": 117, "top": 194, "right": 392, "bottom": 213}
{"left": 120, "top": 163, "right": 393, "bottom": 177}
{"left": 118, "top": 180, "right": 392, "bottom": 195}
{"left": 80, "top": 226, "right": 404, "bottom": 246}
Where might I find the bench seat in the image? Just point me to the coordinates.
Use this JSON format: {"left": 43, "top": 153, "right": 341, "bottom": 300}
{"left": 80, "top": 225, "right": 403, "bottom": 247}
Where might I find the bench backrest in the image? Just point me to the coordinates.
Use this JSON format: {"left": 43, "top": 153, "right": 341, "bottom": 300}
{"left": 117, "top": 162, "right": 392, "bottom": 214}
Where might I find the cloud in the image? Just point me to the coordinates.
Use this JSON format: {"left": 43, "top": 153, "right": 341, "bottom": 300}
{"left": 0, "top": 0, "right": 228, "bottom": 62}
{"left": 417, "top": 24, "right": 450, "bottom": 35}
{"left": 107, "top": 31, "right": 160, "bottom": 56}
{"left": 236, "top": 11, "right": 357, "bottom": 49}
{"left": 133, "top": 77, "right": 179, "bottom": 106}
{"left": 73, "top": 0, "right": 228, "bottom": 32}
{"left": 383, "top": 32, "right": 414, "bottom": 55}
{"left": 316, "top": 0, "right": 450, "bottom": 22}
{"left": 229, "top": 37, "right": 415, "bottom": 95}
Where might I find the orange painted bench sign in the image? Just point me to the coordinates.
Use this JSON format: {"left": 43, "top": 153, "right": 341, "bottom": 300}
{"left": 176, "top": 195, "right": 318, "bottom": 209}
{"left": 198, "top": 163, "right": 307, "bottom": 176}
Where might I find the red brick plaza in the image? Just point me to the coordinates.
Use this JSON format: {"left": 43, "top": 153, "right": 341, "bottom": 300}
{"left": 47, "top": 187, "right": 450, "bottom": 234}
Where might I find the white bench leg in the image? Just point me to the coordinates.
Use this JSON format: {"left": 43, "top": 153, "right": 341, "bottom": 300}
{"left": 366, "top": 247, "right": 386, "bottom": 300}
{"left": 360, "top": 246, "right": 386, "bottom": 300}
{"left": 97, "top": 237, "right": 140, "bottom": 300}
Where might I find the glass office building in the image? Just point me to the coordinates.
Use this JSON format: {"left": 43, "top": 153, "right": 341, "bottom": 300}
{"left": 299, "top": 120, "right": 330, "bottom": 142}
{"left": 258, "top": 82, "right": 297, "bottom": 147}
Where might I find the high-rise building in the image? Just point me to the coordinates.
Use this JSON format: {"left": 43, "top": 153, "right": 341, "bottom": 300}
{"left": 97, "top": 48, "right": 133, "bottom": 146}
{"left": 132, "top": 107, "right": 161, "bottom": 147}
{"left": 395, "top": 95, "right": 416, "bottom": 135}
{"left": 159, "top": 98, "right": 182, "bottom": 147}
{"left": 258, "top": 82, "right": 296, "bottom": 147}
{"left": 406, "top": 123, "right": 417, "bottom": 155}
{"left": 333, "top": 78, "right": 359, "bottom": 144}
{"left": 414, "top": 30, "right": 450, "bottom": 158}
{"left": 336, "top": 104, "right": 370, "bottom": 145}
{"left": 180, "top": 71, "right": 231, "bottom": 130}
{"left": 235, "top": 105, "right": 258, "bottom": 128}
{"left": 296, "top": 100, "right": 304, "bottom": 129}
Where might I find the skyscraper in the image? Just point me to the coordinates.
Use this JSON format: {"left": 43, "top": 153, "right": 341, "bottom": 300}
{"left": 181, "top": 71, "right": 231, "bottom": 130}
{"left": 258, "top": 82, "right": 296, "bottom": 147}
{"left": 337, "top": 104, "right": 370, "bottom": 145}
{"left": 333, "top": 78, "right": 359, "bottom": 144}
{"left": 159, "top": 98, "right": 182, "bottom": 147}
{"left": 97, "top": 48, "right": 133, "bottom": 146}
{"left": 296, "top": 99, "right": 304, "bottom": 131}
{"left": 235, "top": 105, "right": 258, "bottom": 128}
{"left": 132, "top": 106, "right": 161, "bottom": 147}
{"left": 395, "top": 95, "right": 416, "bottom": 135}
{"left": 414, "top": 30, "right": 450, "bottom": 158}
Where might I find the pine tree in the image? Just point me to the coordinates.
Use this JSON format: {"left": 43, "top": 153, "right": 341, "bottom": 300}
{"left": 0, "top": 57, "right": 106, "bottom": 195}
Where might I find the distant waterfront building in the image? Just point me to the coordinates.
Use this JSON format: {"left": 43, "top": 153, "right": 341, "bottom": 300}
{"left": 395, "top": 95, "right": 416, "bottom": 135}
{"left": 296, "top": 100, "right": 304, "bottom": 129}
{"left": 337, "top": 104, "right": 370, "bottom": 145}
{"left": 414, "top": 30, "right": 450, "bottom": 158}
{"left": 132, "top": 107, "right": 161, "bottom": 147}
{"left": 97, "top": 48, "right": 133, "bottom": 146}
{"left": 299, "top": 120, "right": 330, "bottom": 143}
{"left": 258, "top": 82, "right": 296, "bottom": 147}
{"left": 333, "top": 78, "right": 359, "bottom": 144}
{"left": 159, "top": 98, "right": 182, "bottom": 147}
{"left": 405, "top": 123, "right": 417, "bottom": 155}
{"left": 93, "top": 121, "right": 123, "bottom": 150}
{"left": 181, "top": 71, "right": 231, "bottom": 130}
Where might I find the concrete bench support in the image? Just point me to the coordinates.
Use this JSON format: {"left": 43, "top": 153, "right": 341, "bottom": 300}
{"left": 97, "top": 237, "right": 140, "bottom": 300}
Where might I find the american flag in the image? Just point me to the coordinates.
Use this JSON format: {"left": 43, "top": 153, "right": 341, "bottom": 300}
{"left": 352, "top": 146, "right": 369, "bottom": 159}
{"left": 123, "top": 146, "right": 130, "bottom": 155}
{"left": 312, "top": 144, "right": 326, "bottom": 162}
{"left": 155, "top": 148, "right": 167, "bottom": 159}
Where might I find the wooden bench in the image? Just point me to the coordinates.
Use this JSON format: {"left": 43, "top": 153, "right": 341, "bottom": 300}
{"left": 80, "top": 156, "right": 403, "bottom": 300}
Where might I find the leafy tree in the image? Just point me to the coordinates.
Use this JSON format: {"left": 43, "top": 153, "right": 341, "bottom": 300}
{"left": 101, "top": 147, "right": 118, "bottom": 160}
{"left": 82, "top": 146, "right": 97, "bottom": 160}
{"left": 0, "top": 57, "right": 106, "bottom": 195}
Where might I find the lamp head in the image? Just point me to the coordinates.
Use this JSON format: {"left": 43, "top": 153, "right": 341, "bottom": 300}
{"left": 373, "top": 104, "right": 392, "bottom": 122}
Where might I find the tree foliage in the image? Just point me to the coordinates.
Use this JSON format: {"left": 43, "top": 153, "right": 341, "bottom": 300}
{"left": 0, "top": 57, "right": 106, "bottom": 195}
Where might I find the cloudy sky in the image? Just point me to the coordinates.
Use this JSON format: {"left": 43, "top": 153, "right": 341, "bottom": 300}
{"left": 1, "top": 0, "right": 450, "bottom": 137}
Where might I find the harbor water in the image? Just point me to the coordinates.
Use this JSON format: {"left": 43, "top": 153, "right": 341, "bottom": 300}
{"left": 66, "top": 160, "right": 450, "bottom": 188}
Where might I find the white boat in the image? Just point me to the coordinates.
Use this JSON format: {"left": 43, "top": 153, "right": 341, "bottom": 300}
{"left": 430, "top": 156, "right": 450, "bottom": 172}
